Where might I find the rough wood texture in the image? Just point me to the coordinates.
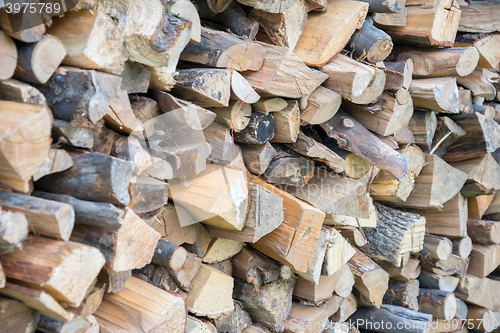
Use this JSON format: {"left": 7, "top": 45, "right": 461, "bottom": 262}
{"left": 283, "top": 301, "right": 328, "bottom": 333}
{"left": 0, "top": 297, "right": 39, "bottom": 333}
{"left": 456, "top": 274, "right": 500, "bottom": 312}
{"left": 172, "top": 68, "right": 231, "bottom": 107}
{"left": 299, "top": 86, "right": 341, "bottom": 125}
{"left": 203, "top": 238, "right": 245, "bottom": 263}
{"left": 234, "top": 112, "right": 275, "bottom": 144}
{"left": 417, "top": 270, "right": 459, "bottom": 292}
{"left": 456, "top": 68, "right": 498, "bottom": 101}
{"left": 418, "top": 289, "right": 457, "bottom": 321}
{"left": 422, "top": 234, "right": 452, "bottom": 261}
{"left": 0, "top": 31, "right": 17, "bottom": 80}
{"left": 0, "top": 209, "right": 28, "bottom": 255}
{"left": 409, "top": 78, "right": 460, "bottom": 114}
{"left": 261, "top": 147, "right": 314, "bottom": 187}
{"left": 407, "top": 111, "right": 437, "bottom": 152}
{"left": 459, "top": 3, "right": 500, "bottom": 33}
{"left": 467, "top": 219, "right": 500, "bottom": 245}
{"left": 378, "top": 258, "right": 421, "bottom": 282}
{"left": 0, "top": 78, "right": 47, "bottom": 105}
{"left": 232, "top": 246, "right": 281, "bottom": 289}
{"left": 241, "top": 143, "right": 276, "bottom": 175}
{"left": 322, "top": 228, "right": 356, "bottom": 277}
{"left": 453, "top": 153, "right": 500, "bottom": 196}
{"left": 382, "top": 279, "right": 420, "bottom": 311}
{"left": 468, "top": 243, "right": 500, "bottom": 277}
{"left": 430, "top": 116, "right": 467, "bottom": 157}
{"left": 346, "top": 16, "right": 393, "bottom": 63}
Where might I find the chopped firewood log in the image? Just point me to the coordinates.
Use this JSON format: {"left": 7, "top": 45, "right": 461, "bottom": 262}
{"left": 382, "top": 279, "right": 419, "bottom": 311}
{"left": 459, "top": 87, "right": 473, "bottom": 113}
{"left": 451, "top": 236, "right": 472, "bottom": 259}
{"left": 469, "top": 243, "right": 500, "bottom": 277}
{"left": 474, "top": 104, "right": 500, "bottom": 122}
{"left": 422, "top": 234, "right": 452, "bottom": 261}
{"left": 0, "top": 235, "right": 105, "bottom": 307}
{"left": 249, "top": 0, "right": 307, "bottom": 50}
{"left": 0, "top": 192, "right": 74, "bottom": 241}
{"left": 270, "top": 101, "right": 301, "bottom": 143}
{"left": 103, "top": 89, "right": 144, "bottom": 134}
{"left": 261, "top": 146, "right": 314, "bottom": 187}
{"left": 370, "top": 145, "right": 426, "bottom": 203}
{"left": 232, "top": 247, "right": 280, "bottom": 289}
{"left": 94, "top": 276, "right": 186, "bottom": 332}
{"left": 0, "top": 78, "right": 47, "bottom": 105}
{"left": 37, "top": 315, "right": 101, "bottom": 333}
{"left": 452, "top": 154, "right": 500, "bottom": 197}
{"left": 331, "top": 263, "right": 355, "bottom": 297}
{"left": 320, "top": 110, "right": 408, "bottom": 179}
{"left": 183, "top": 224, "right": 213, "bottom": 258}
{"left": 186, "top": 315, "right": 217, "bottom": 333}
{"left": 361, "top": 203, "right": 425, "bottom": 266}
{"left": 442, "top": 112, "right": 500, "bottom": 162}
{"left": 13, "top": 35, "right": 66, "bottom": 85}
{"left": 393, "top": 125, "right": 416, "bottom": 145}
{"left": 335, "top": 226, "right": 367, "bottom": 247}
{"left": 467, "top": 220, "right": 500, "bottom": 245}
{"left": 187, "top": 264, "right": 234, "bottom": 317}
{"left": 409, "top": 78, "right": 460, "bottom": 114}
{"left": 466, "top": 305, "right": 499, "bottom": 332}
{"left": 206, "top": 183, "right": 284, "bottom": 243}
{"left": 45, "top": 10, "right": 126, "bottom": 75}
{"left": 251, "top": 177, "right": 325, "bottom": 273}
{"left": 343, "top": 89, "right": 413, "bottom": 136}
{"left": 459, "top": 2, "right": 500, "bottom": 33}
{"left": 418, "top": 270, "right": 459, "bottom": 292}
{"left": 202, "top": 238, "right": 245, "bottom": 263}
{"left": 323, "top": 194, "right": 377, "bottom": 227}
{"left": 130, "top": 95, "right": 160, "bottom": 124}
{"left": 457, "top": 68, "right": 498, "bottom": 101}
{"left": 168, "top": 0, "right": 201, "bottom": 43}
{"left": 419, "top": 253, "right": 469, "bottom": 277}
{"left": 235, "top": 0, "right": 290, "bottom": 13}
{"left": 350, "top": 305, "right": 433, "bottom": 332}
{"left": 330, "top": 293, "right": 357, "bottom": 323}
{"left": 473, "top": 33, "right": 500, "bottom": 71}
{"left": 231, "top": 70, "right": 261, "bottom": 104}
{"left": 377, "top": 258, "right": 421, "bottom": 282}
{"left": 168, "top": 251, "right": 202, "bottom": 292}
{"left": 378, "top": 0, "right": 461, "bottom": 47}
{"left": 0, "top": 209, "right": 28, "bottom": 255}
{"left": 128, "top": 176, "right": 168, "bottom": 214}
{"left": 391, "top": 154, "right": 467, "bottom": 209}
{"left": 418, "top": 289, "right": 457, "bottom": 321}
{"left": 430, "top": 116, "right": 467, "bottom": 156}
{"left": 133, "top": 263, "right": 183, "bottom": 294}
{"left": 36, "top": 153, "right": 133, "bottom": 206}
{"left": 456, "top": 274, "right": 500, "bottom": 312}
{"left": 0, "top": 282, "right": 74, "bottom": 322}
{"left": 407, "top": 111, "right": 437, "bottom": 152}
{"left": 148, "top": 65, "right": 176, "bottom": 91}
{"left": 358, "top": 0, "right": 404, "bottom": 13}
{"left": 120, "top": 61, "right": 150, "bottom": 94}
{"left": 0, "top": 7, "right": 46, "bottom": 43}
{"left": 293, "top": 0, "right": 368, "bottom": 67}
{"left": 348, "top": 248, "right": 390, "bottom": 308}
{"left": 296, "top": 227, "right": 331, "bottom": 284}
{"left": 152, "top": 240, "right": 188, "bottom": 271}
{"left": 283, "top": 302, "right": 328, "bottom": 333}
{"left": 98, "top": 268, "right": 131, "bottom": 294}
{"left": 214, "top": 1, "right": 260, "bottom": 39}
{"left": 51, "top": 119, "right": 94, "bottom": 149}
{"left": 0, "top": 297, "right": 40, "bottom": 333}
{"left": 383, "top": 59, "right": 413, "bottom": 92}
{"left": 241, "top": 143, "right": 276, "bottom": 175}
{"left": 322, "top": 228, "right": 356, "bottom": 276}
{"left": 242, "top": 42, "right": 318, "bottom": 98}
{"left": 234, "top": 112, "right": 275, "bottom": 144}
{"left": 346, "top": 17, "right": 393, "bottom": 63}
{"left": 181, "top": 27, "right": 264, "bottom": 71}
{"left": 418, "top": 193, "right": 469, "bottom": 237}
{"left": 321, "top": 54, "right": 385, "bottom": 105}
{"left": 253, "top": 98, "right": 288, "bottom": 114}
{"left": 71, "top": 208, "right": 160, "bottom": 271}
{"left": 212, "top": 301, "right": 252, "bottom": 332}
{"left": 0, "top": 31, "right": 17, "bottom": 80}
{"left": 372, "top": 0, "right": 407, "bottom": 27}
{"left": 32, "top": 148, "right": 72, "bottom": 181}
{"left": 299, "top": 86, "right": 341, "bottom": 125}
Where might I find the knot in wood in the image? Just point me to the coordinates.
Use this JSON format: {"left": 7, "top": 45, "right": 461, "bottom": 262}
{"left": 342, "top": 118, "right": 354, "bottom": 128}
{"left": 337, "top": 137, "right": 348, "bottom": 148}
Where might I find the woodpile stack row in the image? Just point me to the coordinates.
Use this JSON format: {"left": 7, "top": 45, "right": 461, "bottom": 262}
{"left": 0, "top": 0, "right": 500, "bottom": 332}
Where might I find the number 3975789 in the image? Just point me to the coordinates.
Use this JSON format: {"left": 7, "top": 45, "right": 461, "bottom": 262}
{"left": 5, "top": 2, "right": 61, "bottom": 14}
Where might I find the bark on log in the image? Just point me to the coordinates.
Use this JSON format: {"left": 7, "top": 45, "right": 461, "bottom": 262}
{"left": 346, "top": 16, "right": 393, "bottom": 63}
{"left": 418, "top": 289, "right": 457, "bottom": 321}
{"left": 382, "top": 279, "right": 419, "bottom": 311}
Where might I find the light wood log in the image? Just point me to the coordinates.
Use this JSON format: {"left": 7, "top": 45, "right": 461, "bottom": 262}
{"left": 0, "top": 31, "right": 17, "bottom": 80}
{"left": 94, "top": 276, "right": 186, "bottom": 332}
{"left": 169, "top": 0, "right": 201, "bottom": 43}
{"left": 296, "top": 227, "right": 331, "bottom": 284}
{"left": 236, "top": 0, "right": 290, "bottom": 13}
{"left": 151, "top": 240, "right": 188, "bottom": 271}
{"left": 283, "top": 302, "right": 328, "bottom": 333}
{"left": 232, "top": 246, "right": 281, "bottom": 289}
{"left": 430, "top": 116, "right": 467, "bottom": 157}
{"left": 458, "top": 87, "right": 473, "bottom": 113}
{"left": 451, "top": 236, "right": 472, "bottom": 259}
{"left": 422, "top": 234, "right": 453, "bottom": 261}
{"left": 293, "top": 0, "right": 368, "bottom": 67}
{"left": 457, "top": 68, "right": 498, "bottom": 101}
{"left": 418, "top": 289, "right": 457, "bottom": 321}
{"left": 98, "top": 268, "right": 131, "bottom": 293}
{"left": 409, "top": 78, "right": 460, "bottom": 114}
{"left": 419, "top": 253, "right": 468, "bottom": 277}
{"left": 148, "top": 65, "right": 176, "bottom": 91}
{"left": 474, "top": 33, "right": 500, "bottom": 71}
{"left": 202, "top": 238, "right": 245, "bottom": 263}
{"left": 103, "top": 89, "right": 144, "bottom": 134}
{"left": 383, "top": 59, "right": 413, "bottom": 92}
{"left": 323, "top": 193, "right": 377, "bottom": 227}
{"left": 0, "top": 78, "right": 47, "bottom": 105}
{"left": 417, "top": 270, "right": 459, "bottom": 292}
{"left": 459, "top": 2, "right": 500, "bottom": 33}
{"left": 270, "top": 101, "right": 301, "bottom": 143}
{"left": 466, "top": 305, "right": 499, "bottom": 332}
{"left": 382, "top": 279, "right": 419, "bottom": 311}
{"left": 183, "top": 224, "right": 213, "bottom": 258}
{"left": 172, "top": 68, "right": 231, "bottom": 107}
{"left": 253, "top": 98, "right": 288, "bottom": 114}
{"left": 231, "top": 70, "right": 261, "bottom": 104}
{"left": 299, "top": 86, "right": 341, "bottom": 125}
{"left": 372, "top": 0, "right": 407, "bottom": 27}
{"left": 214, "top": 1, "right": 259, "bottom": 39}
{"left": 209, "top": 100, "right": 252, "bottom": 133}
{"left": 0, "top": 297, "right": 39, "bottom": 333}
{"left": 51, "top": 120, "right": 93, "bottom": 149}
{"left": 377, "top": 258, "right": 421, "bottom": 282}
{"left": 331, "top": 263, "right": 355, "bottom": 298}
{"left": 467, "top": 219, "right": 500, "bottom": 245}
{"left": 456, "top": 274, "right": 500, "bottom": 312}
{"left": 358, "top": 0, "right": 404, "bottom": 13}
{"left": 261, "top": 146, "right": 314, "bottom": 187}
{"left": 234, "top": 112, "right": 275, "bottom": 144}
{"left": 322, "top": 227, "right": 356, "bottom": 277}
{"left": 241, "top": 143, "right": 276, "bottom": 175}
{"left": 212, "top": 301, "right": 252, "bottom": 333}
{"left": 335, "top": 226, "right": 367, "bottom": 247}
{"left": 186, "top": 315, "right": 217, "bottom": 333}
{"left": 407, "top": 111, "right": 437, "bottom": 152}
{"left": 419, "top": 193, "right": 469, "bottom": 237}
{"left": 469, "top": 243, "right": 500, "bottom": 277}
{"left": 346, "top": 16, "right": 393, "bottom": 63}
{"left": 453, "top": 154, "right": 500, "bottom": 197}
{"left": 0, "top": 8, "right": 46, "bottom": 43}
{"left": 0, "top": 209, "right": 28, "bottom": 255}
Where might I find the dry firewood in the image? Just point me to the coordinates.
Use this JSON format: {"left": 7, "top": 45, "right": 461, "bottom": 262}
{"left": 98, "top": 268, "right": 131, "bottom": 294}
{"left": 235, "top": 270, "right": 295, "bottom": 332}
{"left": 0, "top": 78, "right": 47, "bottom": 105}
{"left": 234, "top": 112, "right": 275, "bottom": 144}
{"left": 167, "top": 0, "right": 201, "bottom": 43}
{"left": 283, "top": 302, "right": 328, "bottom": 333}
{"left": 181, "top": 27, "right": 264, "bottom": 71}
{"left": 358, "top": 0, "right": 403, "bottom": 13}
{"left": 0, "top": 100, "right": 51, "bottom": 192}
{"left": 120, "top": 61, "right": 150, "bottom": 94}
{"left": 456, "top": 274, "right": 500, "bottom": 312}
{"left": 383, "top": 59, "right": 413, "bottom": 91}
{"left": 453, "top": 154, "right": 500, "bottom": 197}
{"left": 0, "top": 209, "right": 28, "bottom": 255}
{"left": 0, "top": 7, "right": 45, "bottom": 43}
{"left": 242, "top": 42, "right": 318, "bottom": 98}
{"left": 393, "top": 125, "right": 416, "bottom": 145}
{"left": 230, "top": 70, "right": 261, "bottom": 104}
{"left": 0, "top": 192, "right": 74, "bottom": 241}
{"left": 305, "top": 0, "right": 327, "bottom": 11}
{"left": 130, "top": 95, "right": 160, "bottom": 124}
{"left": 261, "top": 146, "right": 314, "bottom": 187}
{"left": 417, "top": 270, "right": 459, "bottom": 292}
{"left": 323, "top": 192, "right": 377, "bottom": 227}
{"left": 378, "top": 0, "right": 461, "bottom": 47}
{"left": 36, "top": 152, "right": 133, "bottom": 206}
{"left": 409, "top": 77, "right": 460, "bottom": 113}
{"left": 241, "top": 143, "right": 276, "bottom": 175}
{"left": 299, "top": 86, "right": 341, "bottom": 125}
{"left": 148, "top": 65, "right": 176, "bottom": 91}
{"left": 235, "top": 0, "right": 290, "bottom": 12}
{"left": 343, "top": 90, "right": 413, "bottom": 136}
{"left": 459, "top": 87, "right": 473, "bottom": 113}
{"left": 474, "top": 33, "right": 500, "bottom": 71}
{"left": 132, "top": 263, "right": 185, "bottom": 294}
{"left": 473, "top": 104, "right": 500, "bottom": 122}
{"left": 251, "top": 177, "right": 325, "bottom": 273}
{"left": 270, "top": 101, "right": 300, "bottom": 143}
{"left": 418, "top": 289, "right": 457, "bottom": 321}
{"left": 293, "top": 0, "right": 368, "bottom": 67}
{"left": 330, "top": 264, "right": 355, "bottom": 298}
{"left": 335, "top": 226, "right": 367, "bottom": 247}
{"left": 350, "top": 305, "right": 433, "bottom": 333}
{"left": 322, "top": 228, "right": 356, "bottom": 277}
{"left": 467, "top": 219, "right": 500, "bottom": 245}
{"left": 0, "top": 31, "right": 17, "bottom": 80}
{"left": 346, "top": 17, "right": 393, "bottom": 63}
{"left": 418, "top": 193, "right": 468, "bottom": 238}
{"left": 430, "top": 116, "right": 467, "bottom": 156}
{"left": 370, "top": 145, "right": 426, "bottom": 203}
{"left": 459, "top": 2, "right": 500, "bottom": 33}
{"left": 330, "top": 294, "right": 357, "bottom": 323}
{"left": 469, "top": 243, "right": 500, "bottom": 277}
{"left": 71, "top": 208, "right": 160, "bottom": 271}
{"left": 169, "top": 252, "right": 203, "bottom": 292}
{"left": 390, "top": 154, "right": 467, "bottom": 209}
{"left": 94, "top": 276, "right": 186, "bottom": 332}
{"left": 214, "top": 1, "right": 259, "bottom": 39}
{"left": 37, "top": 315, "right": 101, "bottom": 333}
{"left": 451, "top": 236, "right": 472, "bottom": 259}
{"left": 382, "top": 279, "right": 419, "bottom": 311}
{"left": 210, "top": 100, "right": 252, "bottom": 132}
{"left": 377, "top": 258, "right": 420, "bottom": 282}
{"left": 457, "top": 68, "right": 498, "bottom": 101}
{"left": 51, "top": 119, "right": 94, "bottom": 149}
{"left": 407, "top": 111, "right": 437, "bottom": 152}
{"left": 152, "top": 240, "right": 188, "bottom": 272}
{"left": 13, "top": 35, "right": 66, "bottom": 84}
{"left": 295, "top": 227, "right": 332, "bottom": 284}
{"left": 253, "top": 98, "right": 288, "bottom": 114}
{"left": 206, "top": 183, "right": 284, "bottom": 243}
{"left": 186, "top": 315, "right": 217, "bottom": 333}
{"left": 232, "top": 247, "right": 280, "bottom": 289}
{"left": 372, "top": 0, "right": 407, "bottom": 27}
{"left": 422, "top": 234, "right": 452, "bottom": 261}
{"left": 212, "top": 301, "right": 252, "bottom": 333}
{"left": 320, "top": 110, "right": 408, "bottom": 179}
{"left": 0, "top": 297, "right": 40, "bottom": 333}
{"left": 129, "top": 176, "right": 168, "bottom": 214}
{"left": 443, "top": 112, "right": 500, "bottom": 162}
{"left": 321, "top": 54, "right": 386, "bottom": 105}
{"left": 202, "top": 238, "right": 245, "bottom": 263}
{"left": 0, "top": 235, "right": 105, "bottom": 307}
{"left": 419, "top": 252, "right": 469, "bottom": 277}
{"left": 103, "top": 89, "right": 144, "bottom": 134}
{"left": 348, "top": 248, "right": 390, "bottom": 308}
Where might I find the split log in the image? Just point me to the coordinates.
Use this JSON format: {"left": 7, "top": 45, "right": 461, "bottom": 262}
{"left": 212, "top": 301, "right": 252, "bottom": 333}
{"left": 467, "top": 219, "right": 500, "bottom": 245}
{"left": 320, "top": 110, "right": 408, "bottom": 179}
{"left": 331, "top": 264, "right": 356, "bottom": 297}
{"left": 348, "top": 249, "right": 390, "bottom": 308}
{"left": 377, "top": 258, "right": 421, "bottom": 282}
{"left": 168, "top": 0, "right": 201, "bottom": 43}
{"left": 236, "top": 0, "right": 290, "bottom": 13}
{"left": 378, "top": 0, "right": 461, "bottom": 47}
{"left": 322, "top": 228, "right": 356, "bottom": 277}
{"left": 148, "top": 65, "right": 176, "bottom": 91}
{"left": 37, "top": 315, "right": 100, "bottom": 333}
{"left": 103, "top": 89, "right": 144, "bottom": 134}
{"left": 71, "top": 208, "right": 160, "bottom": 271}
{"left": 358, "top": 0, "right": 403, "bottom": 13}
{"left": 418, "top": 289, "right": 457, "bottom": 321}
{"left": 270, "top": 101, "right": 301, "bottom": 143}
{"left": 35, "top": 152, "right": 133, "bottom": 206}
{"left": 183, "top": 224, "right": 213, "bottom": 258}
{"left": 233, "top": 112, "right": 275, "bottom": 144}
{"left": 383, "top": 59, "right": 413, "bottom": 92}
{"left": 422, "top": 234, "right": 452, "bottom": 261}
{"left": 203, "top": 238, "right": 245, "bottom": 263}
{"left": 372, "top": 0, "right": 407, "bottom": 28}
{"left": 172, "top": 68, "right": 231, "bottom": 107}
{"left": 251, "top": 177, "right": 325, "bottom": 273}
{"left": 466, "top": 305, "right": 499, "bottom": 333}
{"left": 0, "top": 297, "right": 40, "bottom": 333}
{"left": 407, "top": 111, "right": 437, "bottom": 152}
{"left": 128, "top": 176, "right": 168, "bottom": 214}
{"left": 457, "top": 68, "right": 498, "bottom": 101}
{"left": 169, "top": 252, "right": 202, "bottom": 292}
{"left": 430, "top": 116, "right": 467, "bottom": 157}
{"left": 335, "top": 226, "right": 367, "bottom": 247}
{"left": 283, "top": 302, "right": 328, "bottom": 333}
{"left": 452, "top": 154, "right": 500, "bottom": 197}
{"left": 181, "top": 27, "right": 264, "bottom": 71}
{"left": 417, "top": 193, "right": 468, "bottom": 237}
{"left": 394, "top": 125, "right": 416, "bottom": 145}
{"left": 148, "top": 205, "right": 197, "bottom": 244}
{"left": 473, "top": 33, "right": 500, "bottom": 71}
{"left": 442, "top": 112, "right": 500, "bottom": 162}
{"left": 120, "top": 61, "right": 150, "bottom": 94}
{"left": 293, "top": 0, "right": 368, "bottom": 67}
{"left": 343, "top": 89, "right": 413, "bottom": 136}
{"left": 0, "top": 209, "right": 28, "bottom": 255}
{"left": 0, "top": 192, "right": 74, "bottom": 241}
{"left": 321, "top": 54, "right": 386, "bottom": 105}
{"left": 253, "top": 98, "right": 288, "bottom": 114}
{"left": 323, "top": 193, "right": 377, "bottom": 227}
{"left": 231, "top": 70, "right": 261, "bottom": 104}
{"left": 13, "top": 35, "right": 66, "bottom": 84}
{"left": 417, "top": 270, "right": 459, "bottom": 292}
{"left": 98, "top": 268, "right": 131, "bottom": 294}
{"left": 206, "top": 183, "right": 284, "bottom": 243}
{"left": 456, "top": 274, "right": 500, "bottom": 312}
{"left": 409, "top": 78, "right": 460, "bottom": 114}
{"left": 52, "top": 120, "right": 94, "bottom": 150}
{"left": 0, "top": 7, "right": 46, "bottom": 43}
{"left": 187, "top": 264, "right": 234, "bottom": 317}
{"left": 242, "top": 42, "right": 318, "bottom": 98}
{"left": 419, "top": 253, "right": 469, "bottom": 277}
{"left": 232, "top": 246, "right": 281, "bottom": 289}
{"left": 0, "top": 235, "right": 105, "bottom": 307}
{"left": 451, "top": 236, "right": 472, "bottom": 259}
{"left": 186, "top": 316, "right": 217, "bottom": 333}
{"left": 346, "top": 17, "right": 393, "bottom": 63}
{"left": 261, "top": 147, "right": 314, "bottom": 187}
{"left": 0, "top": 31, "right": 17, "bottom": 80}
{"left": 299, "top": 86, "right": 341, "bottom": 125}
{"left": 361, "top": 203, "right": 426, "bottom": 266}
{"left": 241, "top": 143, "right": 276, "bottom": 175}
{"left": 94, "top": 276, "right": 186, "bottom": 332}
{"left": 0, "top": 78, "right": 47, "bottom": 105}
{"left": 459, "top": 2, "right": 500, "bottom": 33}
{"left": 215, "top": 1, "right": 259, "bottom": 39}
{"left": 469, "top": 243, "right": 500, "bottom": 277}
{"left": 132, "top": 263, "right": 182, "bottom": 294}
{"left": 459, "top": 87, "right": 473, "bottom": 113}
{"left": 151, "top": 240, "right": 188, "bottom": 272}
{"left": 382, "top": 279, "right": 419, "bottom": 311}
{"left": 296, "top": 228, "right": 332, "bottom": 284}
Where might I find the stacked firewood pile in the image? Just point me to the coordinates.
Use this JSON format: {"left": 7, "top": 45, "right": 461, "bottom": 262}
{"left": 1, "top": 0, "right": 500, "bottom": 332}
